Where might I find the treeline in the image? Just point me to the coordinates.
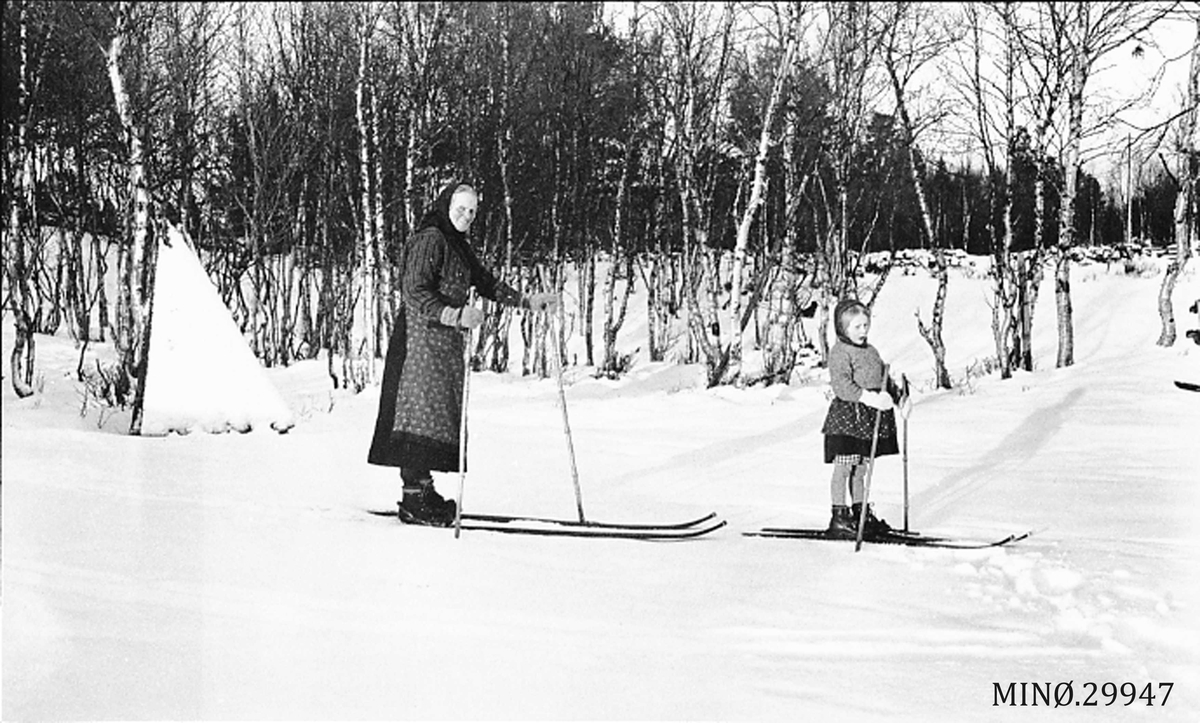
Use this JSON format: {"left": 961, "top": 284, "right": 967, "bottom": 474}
{"left": 4, "top": 2, "right": 1197, "bottom": 425}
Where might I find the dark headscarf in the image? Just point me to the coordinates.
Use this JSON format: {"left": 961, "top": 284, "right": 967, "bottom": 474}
{"left": 417, "top": 182, "right": 472, "bottom": 246}
{"left": 414, "top": 181, "right": 488, "bottom": 285}
{"left": 833, "top": 297, "right": 869, "bottom": 346}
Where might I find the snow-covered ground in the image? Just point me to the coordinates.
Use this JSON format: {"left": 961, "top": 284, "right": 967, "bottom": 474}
{"left": 4, "top": 257, "right": 1200, "bottom": 721}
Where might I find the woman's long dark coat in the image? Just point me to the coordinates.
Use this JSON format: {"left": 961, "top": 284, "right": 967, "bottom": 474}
{"left": 368, "top": 191, "right": 521, "bottom": 472}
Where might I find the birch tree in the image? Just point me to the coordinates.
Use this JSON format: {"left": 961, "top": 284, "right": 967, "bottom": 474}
{"left": 804, "top": 2, "right": 886, "bottom": 364}
{"left": 354, "top": 1, "right": 384, "bottom": 377}
{"left": 5, "top": 0, "right": 39, "bottom": 397}
{"left": 1157, "top": 13, "right": 1199, "bottom": 346}
{"left": 881, "top": 1, "right": 958, "bottom": 389}
{"left": 1008, "top": 2, "right": 1070, "bottom": 372}
{"left": 99, "top": 0, "right": 160, "bottom": 432}
{"left": 657, "top": 1, "right": 738, "bottom": 384}
{"left": 393, "top": 1, "right": 450, "bottom": 230}
{"left": 727, "top": 5, "right": 800, "bottom": 384}
{"left": 950, "top": 1, "right": 1021, "bottom": 378}
{"left": 1052, "top": 1, "right": 1173, "bottom": 367}
{"left": 599, "top": 1, "right": 649, "bottom": 378}
{"left": 483, "top": 0, "right": 519, "bottom": 373}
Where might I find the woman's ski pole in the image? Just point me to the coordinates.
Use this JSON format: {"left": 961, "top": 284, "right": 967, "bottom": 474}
{"left": 453, "top": 296, "right": 476, "bottom": 539}
{"left": 552, "top": 301, "right": 586, "bottom": 523}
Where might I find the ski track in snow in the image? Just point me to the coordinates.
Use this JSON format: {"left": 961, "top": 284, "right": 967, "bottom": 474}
{"left": 909, "top": 385, "right": 1087, "bottom": 522}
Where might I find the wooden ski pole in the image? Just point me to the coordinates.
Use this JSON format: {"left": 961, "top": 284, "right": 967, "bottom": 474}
{"left": 453, "top": 295, "right": 476, "bottom": 539}
{"left": 855, "top": 364, "right": 888, "bottom": 552}
{"left": 854, "top": 407, "right": 885, "bottom": 552}
{"left": 900, "top": 373, "right": 910, "bottom": 533}
{"left": 902, "top": 416, "right": 910, "bottom": 533}
{"left": 552, "top": 300, "right": 586, "bottom": 523}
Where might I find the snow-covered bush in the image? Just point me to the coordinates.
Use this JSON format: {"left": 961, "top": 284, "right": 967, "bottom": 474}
{"left": 76, "top": 358, "right": 128, "bottom": 427}
{"left": 955, "top": 355, "right": 1002, "bottom": 395}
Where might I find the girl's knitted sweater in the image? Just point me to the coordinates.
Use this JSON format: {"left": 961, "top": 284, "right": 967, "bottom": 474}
{"left": 828, "top": 340, "right": 886, "bottom": 403}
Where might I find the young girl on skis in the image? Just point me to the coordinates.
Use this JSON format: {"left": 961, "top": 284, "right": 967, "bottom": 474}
{"left": 821, "top": 298, "right": 908, "bottom": 539}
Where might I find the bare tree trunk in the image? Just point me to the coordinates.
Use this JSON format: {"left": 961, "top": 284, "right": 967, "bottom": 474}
{"left": 639, "top": 145, "right": 672, "bottom": 364}
{"left": 882, "top": 4, "right": 952, "bottom": 389}
{"left": 1055, "top": 10, "right": 1084, "bottom": 368}
{"left": 370, "top": 47, "right": 390, "bottom": 358}
{"left": 601, "top": 137, "right": 636, "bottom": 376}
{"left": 404, "top": 114, "right": 419, "bottom": 235}
{"left": 1157, "top": 18, "right": 1199, "bottom": 347}
{"left": 728, "top": 22, "right": 798, "bottom": 384}
{"left": 1019, "top": 174, "right": 1048, "bottom": 373}
{"left": 1047, "top": 0, "right": 1171, "bottom": 361}
{"left": 490, "top": 1, "right": 517, "bottom": 374}
{"left": 396, "top": 1, "right": 448, "bottom": 253}
{"left": 984, "top": 3, "right": 1019, "bottom": 379}
{"left": 93, "top": 228, "right": 111, "bottom": 342}
{"left": 104, "top": 1, "right": 159, "bottom": 432}
{"left": 578, "top": 248, "right": 595, "bottom": 366}
{"left": 355, "top": 9, "right": 380, "bottom": 380}
{"left": 600, "top": 253, "right": 635, "bottom": 376}
{"left": 6, "top": 0, "right": 37, "bottom": 397}
{"left": 814, "top": 1, "right": 888, "bottom": 369}
{"left": 916, "top": 265, "right": 952, "bottom": 390}
{"left": 762, "top": 106, "right": 803, "bottom": 384}
{"left": 662, "top": 1, "right": 735, "bottom": 384}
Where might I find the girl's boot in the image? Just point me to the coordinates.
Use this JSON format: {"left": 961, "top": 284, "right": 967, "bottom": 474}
{"left": 826, "top": 505, "right": 856, "bottom": 538}
{"left": 851, "top": 502, "right": 892, "bottom": 539}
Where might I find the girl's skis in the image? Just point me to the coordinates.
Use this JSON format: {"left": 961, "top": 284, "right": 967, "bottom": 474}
{"left": 744, "top": 526, "right": 1033, "bottom": 549}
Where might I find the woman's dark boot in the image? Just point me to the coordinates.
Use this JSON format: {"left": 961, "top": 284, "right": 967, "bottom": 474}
{"left": 398, "top": 483, "right": 454, "bottom": 527}
{"left": 423, "top": 484, "right": 457, "bottom": 522}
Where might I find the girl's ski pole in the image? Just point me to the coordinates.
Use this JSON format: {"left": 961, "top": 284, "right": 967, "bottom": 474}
{"left": 902, "top": 415, "right": 909, "bottom": 532}
{"left": 855, "top": 364, "right": 888, "bottom": 552}
{"left": 901, "top": 374, "right": 910, "bottom": 533}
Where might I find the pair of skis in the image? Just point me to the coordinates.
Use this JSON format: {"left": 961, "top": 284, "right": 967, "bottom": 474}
{"left": 743, "top": 526, "right": 1033, "bottom": 549}
{"left": 370, "top": 507, "right": 727, "bottom": 540}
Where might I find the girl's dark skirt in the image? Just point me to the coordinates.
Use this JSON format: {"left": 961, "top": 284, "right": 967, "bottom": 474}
{"left": 822, "top": 397, "right": 899, "bottom": 463}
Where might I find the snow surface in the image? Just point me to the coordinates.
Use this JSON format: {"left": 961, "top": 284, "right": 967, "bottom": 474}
{"left": 3, "top": 258, "right": 1200, "bottom": 721}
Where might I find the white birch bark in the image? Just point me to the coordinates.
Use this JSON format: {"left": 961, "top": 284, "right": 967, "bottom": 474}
{"left": 371, "top": 58, "right": 389, "bottom": 354}
{"left": 1054, "top": 3, "right": 1085, "bottom": 368}
{"left": 6, "top": 0, "right": 36, "bottom": 397}
{"left": 882, "top": 2, "right": 952, "bottom": 389}
{"left": 354, "top": 5, "right": 380, "bottom": 379}
{"left": 1156, "top": 17, "right": 1199, "bottom": 346}
{"left": 728, "top": 23, "right": 798, "bottom": 383}
{"left": 104, "top": 1, "right": 158, "bottom": 432}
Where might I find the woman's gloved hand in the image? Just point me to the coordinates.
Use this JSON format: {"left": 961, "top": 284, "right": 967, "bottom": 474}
{"left": 441, "top": 305, "right": 485, "bottom": 329}
{"left": 525, "top": 292, "right": 561, "bottom": 313}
